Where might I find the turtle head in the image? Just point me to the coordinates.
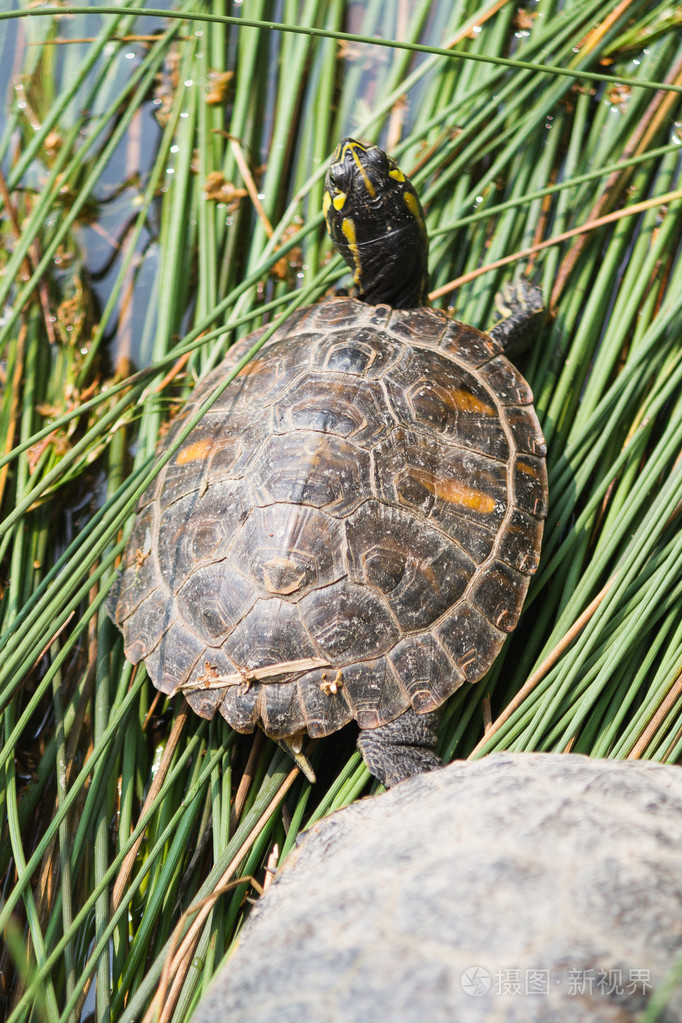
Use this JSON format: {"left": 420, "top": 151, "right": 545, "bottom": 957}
{"left": 324, "top": 138, "right": 430, "bottom": 309}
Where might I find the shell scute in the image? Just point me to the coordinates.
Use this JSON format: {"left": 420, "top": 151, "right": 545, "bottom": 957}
{"left": 258, "top": 680, "right": 307, "bottom": 740}
{"left": 302, "top": 296, "right": 381, "bottom": 332}
{"left": 251, "top": 431, "right": 372, "bottom": 515}
{"left": 114, "top": 505, "right": 158, "bottom": 624}
{"left": 184, "top": 684, "right": 231, "bottom": 720}
{"left": 468, "top": 559, "right": 530, "bottom": 633}
{"left": 224, "top": 597, "right": 319, "bottom": 672}
{"left": 158, "top": 415, "right": 219, "bottom": 505}
{"left": 477, "top": 356, "right": 534, "bottom": 406}
{"left": 272, "top": 371, "right": 391, "bottom": 446}
{"left": 373, "top": 427, "right": 508, "bottom": 546}
{"left": 435, "top": 601, "right": 506, "bottom": 683}
{"left": 121, "top": 587, "right": 175, "bottom": 666}
{"left": 513, "top": 453, "right": 549, "bottom": 519}
{"left": 202, "top": 414, "right": 265, "bottom": 483}
{"left": 439, "top": 321, "right": 503, "bottom": 366}
{"left": 387, "top": 634, "right": 465, "bottom": 712}
{"left": 219, "top": 682, "right": 261, "bottom": 733}
{"left": 296, "top": 671, "right": 354, "bottom": 737}
{"left": 344, "top": 500, "right": 475, "bottom": 631}
{"left": 386, "top": 347, "right": 509, "bottom": 460}
{"left": 389, "top": 305, "right": 447, "bottom": 345}
{"left": 338, "top": 657, "right": 407, "bottom": 729}
{"left": 175, "top": 561, "right": 256, "bottom": 643}
{"left": 157, "top": 482, "right": 248, "bottom": 594}
{"left": 220, "top": 334, "right": 316, "bottom": 409}
{"left": 229, "top": 504, "right": 345, "bottom": 599}
{"left": 143, "top": 618, "right": 206, "bottom": 694}
{"left": 501, "top": 404, "right": 547, "bottom": 457}
{"left": 298, "top": 578, "right": 399, "bottom": 662}
{"left": 496, "top": 508, "right": 544, "bottom": 575}
{"left": 185, "top": 648, "right": 240, "bottom": 695}
{"left": 317, "top": 327, "right": 400, "bottom": 379}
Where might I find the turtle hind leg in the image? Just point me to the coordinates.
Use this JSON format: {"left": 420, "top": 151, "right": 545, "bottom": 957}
{"left": 488, "top": 280, "right": 544, "bottom": 358}
{"left": 357, "top": 708, "right": 442, "bottom": 787}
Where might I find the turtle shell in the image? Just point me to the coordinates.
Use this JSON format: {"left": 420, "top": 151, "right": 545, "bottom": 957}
{"left": 110, "top": 296, "right": 547, "bottom": 740}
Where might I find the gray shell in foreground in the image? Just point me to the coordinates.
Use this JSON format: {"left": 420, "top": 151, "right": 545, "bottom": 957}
{"left": 110, "top": 297, "right": 546, "bottom": 740}
{"left": 191, "top": 753, "right": 682, "bottom": 1023}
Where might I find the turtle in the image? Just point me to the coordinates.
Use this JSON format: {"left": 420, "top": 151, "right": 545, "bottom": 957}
{"left": 108, "top": 138, "right": 548, "bottom": 787}
{"left": 190, "top": 753, "right": 682, "bottom": 1023}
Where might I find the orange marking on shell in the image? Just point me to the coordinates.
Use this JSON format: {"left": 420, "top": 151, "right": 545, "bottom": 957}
{"left": 175, "top": 439, "right": 212, "bottom": 465}
{"left": 237, "top": 358, "right": 267, "bottom": 377}
{"left": 516, "top": 459, "right": 539, "bottom": 477}
{"left": 412, "top": 469, "right": 496, "bottom": 513}
{"left": 447, "top": 388, "right": 495, "bottom": 415}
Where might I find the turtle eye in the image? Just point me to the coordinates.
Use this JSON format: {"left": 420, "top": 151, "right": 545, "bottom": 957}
{"left": 328, "top": 161, "right": 352, "bottom": 193}
{"left": 366, "top": 146, "right": 390, "bottom": 175}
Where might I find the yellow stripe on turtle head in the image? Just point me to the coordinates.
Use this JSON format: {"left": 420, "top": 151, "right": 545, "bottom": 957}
{"left": 341, "top": 216, "right": 362, "bottom": 285}
{"left": 341, "top": 141, "right": 376, "bottom": 200}
{"left": 403, "top": 190, "right": 426, "bottom": 234}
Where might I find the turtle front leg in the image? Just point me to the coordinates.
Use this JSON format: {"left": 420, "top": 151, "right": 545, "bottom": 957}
{"left": 488, "top": 280, "right": 544, "bottom": 358}
{"left": 357, "top": 708, "right": 442, "bottom": 787}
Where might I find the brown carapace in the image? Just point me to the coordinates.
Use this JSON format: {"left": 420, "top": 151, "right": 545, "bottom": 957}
{"left": 109, "top": 139, "right": 547, "bottom": 786}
